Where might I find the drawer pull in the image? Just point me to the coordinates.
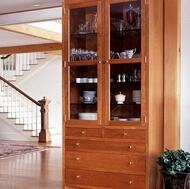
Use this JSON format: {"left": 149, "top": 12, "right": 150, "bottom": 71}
{"left": 128, "top": 145, "right": 132, "bottom": 149}
{"left": 128, "top": 181, "right": 132, "bottom": 184}
{"left": 81, "top": 131, "right": 85, "bottom": 134}
{"left": 123, "top": 132, "right": 127, "bottom": 136}
{"left": 76, "top": 175, "right": 80, "bottom": 179}
{"left": 128, "top": 161, "right": 132, "bottom": 165}
{"left": 76, "top": 157, "right": 80, "bottom": 161}
{"left": 75, "top": 142, "right": 80, "bottom": 146}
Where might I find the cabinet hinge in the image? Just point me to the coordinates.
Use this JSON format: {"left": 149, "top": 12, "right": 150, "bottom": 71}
{"left": 63, "top": 7, "right": 66, "bottom": 15}
{"left": 144, "top": 56, "right": 147, "bottom": 64}
{"left": 64, "top": 61, "right": 66, "bottom": 67}
{"left": 144, "top": 116, "right": 147, "bottom": 124}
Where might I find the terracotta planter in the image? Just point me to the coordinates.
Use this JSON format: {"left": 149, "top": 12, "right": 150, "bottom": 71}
{"left": 160, "top": 171, "right": 190, "bottom": 189}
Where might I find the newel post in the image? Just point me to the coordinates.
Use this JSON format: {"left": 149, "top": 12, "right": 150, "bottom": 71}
{"left": 38, "top": 97, "right": 51, "bottom": 143}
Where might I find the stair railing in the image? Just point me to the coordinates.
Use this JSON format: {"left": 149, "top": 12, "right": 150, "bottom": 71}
{"left": 0, "top": 76, "right": 51, "bottom": 142}
{"left": 0, "top": 52, "right": 46, "bottom": 81}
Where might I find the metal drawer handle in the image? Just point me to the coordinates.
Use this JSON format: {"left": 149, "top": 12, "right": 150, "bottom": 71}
{"left": 128, "top": 180, "right": 132, "bottom": 184}
{"left": 75, "top": 142, "right": 80, "bottom": 146}
{"left": 76, "top": 175, "right": 80, "bottom": 179}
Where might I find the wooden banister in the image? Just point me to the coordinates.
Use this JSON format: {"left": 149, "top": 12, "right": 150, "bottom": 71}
{"left": 38, "top": 97, "right": 51, "bottom": 143}
{"left": 0, "top": 76, "right": 40, "bottom": 106}
{"left": 0, "top": 76, "right": 51, "bottom": 142}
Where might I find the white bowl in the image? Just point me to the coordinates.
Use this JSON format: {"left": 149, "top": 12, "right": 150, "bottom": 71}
{"left": 133, "top": 97, "right": 141, "bottom": 102}
{"left": 133, "top": 93, "right": 141, "bottom": 97}
{"left": 133, "top": 90, "right": 141, "bottom": 94}
{"left": 78, "top": 113, "right": 97, "bottom": 120}
{"left": 128, "top": 118, "right": 140, "bottom": 121}
{"left": 118, "top": 118, "right": 128, "bottom": 121}
{"left": 83, "top": 96, "right": 96, "bottom": 103}
{"left": 83, "top": 91, "right": 96, "bottom": 96}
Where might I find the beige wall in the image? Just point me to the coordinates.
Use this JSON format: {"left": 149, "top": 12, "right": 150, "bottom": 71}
{"left": 180, "top": 0, "right": 190, "bottom": 151}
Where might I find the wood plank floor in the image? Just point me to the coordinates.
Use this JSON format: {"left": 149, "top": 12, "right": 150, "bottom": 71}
{"left": 0, "top": 141, "right": 62, "bottom": 189}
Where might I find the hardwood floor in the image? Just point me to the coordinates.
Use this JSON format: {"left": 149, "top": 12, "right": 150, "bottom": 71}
{"left": 0, "top": 140, "right": 62, "bottom": 189}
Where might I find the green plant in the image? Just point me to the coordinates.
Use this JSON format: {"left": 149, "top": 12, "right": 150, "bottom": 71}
{"left": 157, "top": 149, "right": 190, "bottom": 175}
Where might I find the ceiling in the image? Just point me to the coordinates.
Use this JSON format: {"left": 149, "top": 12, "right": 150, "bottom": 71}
{"left": 0, "top": 0, "right": 62, "bottom": 49}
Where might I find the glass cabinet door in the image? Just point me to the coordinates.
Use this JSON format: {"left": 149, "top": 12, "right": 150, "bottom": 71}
{"left": 104, "top": 0, "right": 144, "bottom": 124}
{"left": 110, "top": 63, "right": 141, "bottom": 122}
{"left": 69, "top": 65, "right": 98, "bottom": 121}
{"left": 69, "top": 6, "right": 98, "bottom": 62}
{"left": 109, "top": 1, "right": 141, "bottom": 60}
{"left": 66, "top": 3, "right": 101, "bottom": 122}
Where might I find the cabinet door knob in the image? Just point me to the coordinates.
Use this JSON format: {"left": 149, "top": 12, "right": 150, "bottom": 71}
{"left": 128, "top": 145, "right": 132, "bottom": 149}
{"left": 75, "top": 142, "right": 80, "bottom": 146}
{"left": 128, "top": 181, "right": 132, "bottom": 184}
{"left": 76, "top": 175, "right": 80, "bottom": 179}
{"left": 123, "top": 132, "right": 127, "bottom": 136}
{"left": 76, "top": 157, "right": 80, "bottom": 161}
{"left": 81, "top": 131, "right": 85, "bottom": 134}
{"left": 97, "top": 60, "right": 101, "bottom": 64}
{"left": 128, "top": 161, "right": 132, "bottom": 165}
{"left": 104, "top": 60, "right": 108, "bottom": 63}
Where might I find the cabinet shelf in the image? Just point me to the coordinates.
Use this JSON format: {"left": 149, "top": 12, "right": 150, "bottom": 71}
{"left": 70, "top": 32, "right": 97, "bottom": 38}
{"left": 110, "top": 29, "right": 141, "bottom": 38}
{"left": 70, "top": 103, "right": 97, "bottom": 105}
{"left": 110, "top": 103, "right": 140, "bottom": 106}
{"left": 110, "top": 81, "right": 141, "bottom": 84}
{"left": 70, "top": 82, "right": 97, "bottom": 85}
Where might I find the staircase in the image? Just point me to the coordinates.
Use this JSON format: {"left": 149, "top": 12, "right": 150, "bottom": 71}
{"left": 0, "top": 52, "right": 52, "bottom": 141}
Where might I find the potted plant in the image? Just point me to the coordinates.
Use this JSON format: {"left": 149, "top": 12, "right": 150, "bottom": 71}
{"left": 157, "top": 149, "right": 190, "bottom": 189}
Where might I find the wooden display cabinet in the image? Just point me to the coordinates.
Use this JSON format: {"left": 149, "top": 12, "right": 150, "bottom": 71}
{"left": 63, "top": 0, "right": 164, "bottom": 188}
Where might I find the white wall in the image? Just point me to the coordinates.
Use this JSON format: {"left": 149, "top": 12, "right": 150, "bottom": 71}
{"left": 18, "top": 55, "right": 62, "bottom": 134}
{"left": 0, "top": 119, "right": 32, "bottom": 141}
{"left": 180, "top": 0, "right": 190, "bottom": 151}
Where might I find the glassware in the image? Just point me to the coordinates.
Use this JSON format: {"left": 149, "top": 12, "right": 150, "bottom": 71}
{"left": 111, "top": 19, "right": 126, "bottom": 32}
{"left": 135, "top": 7, "right": 141, "bottom": 29}
{"left": 70, "top": 6, "right": 97, "bottom": 62}
{"left": 91, "top": 12, "right": 98, "bottom": 33}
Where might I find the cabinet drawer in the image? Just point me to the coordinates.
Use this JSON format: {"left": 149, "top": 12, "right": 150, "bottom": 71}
{"left": 66, "top": 169, "right": 145, "bottom": 189}
{"left": 66, "top": 127, "right": 102, "bottom": 138}
{"left": 66, "top": 151, "right": 146, "bottom": 174}
{"left": 66, "top": 139, "right": 146, "bottom": 154}
{"left": 104, "top": 129, "right": 146, "bottom": 140}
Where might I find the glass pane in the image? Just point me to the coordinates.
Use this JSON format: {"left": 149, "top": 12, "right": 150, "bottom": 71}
{"left": 110, "top": 1, "right": 141, "bottom": 59}
{"left": 70, "top": 65, "right": 98, "bottom": 120}
{"left": 110, "top": 63, "right": 141, "bottom": 121}
{"left": 70, "top": 6, "right": 98, "bottom": 62}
